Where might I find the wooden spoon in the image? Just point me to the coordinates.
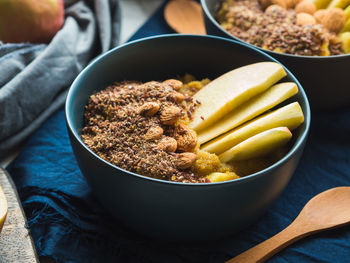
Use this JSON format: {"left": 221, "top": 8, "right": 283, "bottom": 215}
{"left": 164, "top": 0, "right": 207, "bottom": 34}
{"left": 227, "top": 187, "right": 350, "bottom": 263}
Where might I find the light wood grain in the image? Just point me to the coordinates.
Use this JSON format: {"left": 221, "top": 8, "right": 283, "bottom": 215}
{"left": 0, "top": 168, "right": 38, "bottom": 263}
{"left": 164, "top": 0, "right": 206, "bottom": 34}
{"left": 227, "top": 187, "right": 350, "bottom": 263}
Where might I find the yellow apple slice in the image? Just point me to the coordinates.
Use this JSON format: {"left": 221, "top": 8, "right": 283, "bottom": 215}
{"left": 197, "top": 82, "right": 298, "bottom": 144}
{"left": 341, "top": 20, "right": 350, "bottom": 33}
{"left": 219, "top": 127, "right": 292, "bottom": 162}
{"left": 340, "top": 6, "right": 350, "bottom": 32}
{"left": 205, "top": 172, "right": 239, "bottom": 183}
{"left": 314, "top": 0, "right": 332, "bottom": 9}
{"left": 202, "top": 102, "right": 304, "bottom": 154}
{"left": 339, "top": 32, "right": 350, "bottom": 52}
{"left": 189, "top": 62, "right": 286, "bottom": 132}
{"left": 0, "top": 185, "right": 7, "bottom": 233}
{"left": 327, "top": 0, "right": 350, "bottom": 8}
{"left": 345, "top": 5, "right": 350, "bottom": 19}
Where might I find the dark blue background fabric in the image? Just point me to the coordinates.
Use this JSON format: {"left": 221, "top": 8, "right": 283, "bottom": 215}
{"left": 7, "top": 2, "right": 350, "bottom": 262}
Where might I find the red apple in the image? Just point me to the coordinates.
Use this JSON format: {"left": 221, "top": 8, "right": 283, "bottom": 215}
{"left": 0, "top": 0, "right": 64, "bottom": 43}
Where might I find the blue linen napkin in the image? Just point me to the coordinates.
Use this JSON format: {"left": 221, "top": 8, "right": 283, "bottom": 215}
{"left": 7, "top": 1, "right": 350, "bottom": 262}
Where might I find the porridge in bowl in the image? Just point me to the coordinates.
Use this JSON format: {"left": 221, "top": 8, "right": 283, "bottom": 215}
{"left": 217, "top": 0, "right": 350, "bottom": 55}
{"left": 81, "top": 62, "right": 305, "bottom": 183}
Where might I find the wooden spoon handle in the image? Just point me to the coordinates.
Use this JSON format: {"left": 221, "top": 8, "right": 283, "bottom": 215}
{"left": 226, "top": 221, "right": 311, "bottom": 263}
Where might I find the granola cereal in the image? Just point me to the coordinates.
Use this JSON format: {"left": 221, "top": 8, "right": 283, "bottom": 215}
{"left": 81, "top": 79, "right": 214, "bottom": 183}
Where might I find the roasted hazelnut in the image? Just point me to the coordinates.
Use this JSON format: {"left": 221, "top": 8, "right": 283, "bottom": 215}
{"left": 138, "top": 102, "right": 160, "bottom": 116}
{"left": 174, "top": 124, "right": 198, "bottom": 152}
{"left": 157, "top": 136, "right": 177, "bottom": 152}
{"left": 144, "top": 126, "right": 163, "bottom": 141}
{"left": 160, "top": 106, "right": 182, "bottom": 125}
{"left": 162, "top": 79, "right": 183, "bottom": 91}
{"left": 313, "top": 9, "right": 328, "bottom": 24}
{"left": 168, "top": 92, "right": 185, "bottom": 103}
{"left": 176, "top": 152, "right": 197, "bottom": 170}
{"left": 295, "top": 0, "right": 316, "bottom": 14}
{"left": 321, "top": 8, "right": 346, "bottom": 33}
{"left": 296, "top": 12, "right": 316, "bottom": 25}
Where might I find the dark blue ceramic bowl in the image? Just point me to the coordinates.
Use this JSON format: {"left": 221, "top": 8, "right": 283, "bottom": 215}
{"left": 65, "top": 35, "right": 310, "bottom": 241}
{"left": 201, "top": 0, "right": 350, "bottom": 111}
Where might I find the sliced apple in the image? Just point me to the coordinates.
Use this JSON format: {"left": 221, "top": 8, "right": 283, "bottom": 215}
{"left": 219, "top": 127, "right": 292, "bottom": 162}
{"left": 313, "top": 0, "right": 332, "bottom": 9}
{"left": 197, "top": 82, "right": 298, "bottom": 144}
{"left": 341, "top": 20, "right": 350, "bottom": 33}
{"left": 341, "top": 16, "right": 350, "bottom": 33}
{"left": 202, "top": 102, "right": 304, "bottom": 154}
{"left": 189, "top": 62, "right": 286, "bottom": 132}
{"left": 206, "top": 172, "right": 239, "bottom": 183}
{"left": 345, "top": 5, "right": 350, "bottom": 19}
{"left": 0, "top": 185, "right": 7, "bottom": 233}
{"left": 339, "top": 32, "right": 350, "bottom": 52}
{"left": 327, "top": 0, "right": 350, "bottom": 9}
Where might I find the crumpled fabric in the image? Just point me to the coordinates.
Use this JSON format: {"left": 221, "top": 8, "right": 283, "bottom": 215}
{"left": 0, "top": 0, "right": 120, "bottom": 157}
{"left": 6, "top": 1, "right": 350, "bottom": 263}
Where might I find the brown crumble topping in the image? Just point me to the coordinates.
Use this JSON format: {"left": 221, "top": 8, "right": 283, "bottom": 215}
{"left": 81, "top": 80, "right": 210, "bottom": 183}
{"left": 217, "top": 0, "right": 344, "bottom": 56}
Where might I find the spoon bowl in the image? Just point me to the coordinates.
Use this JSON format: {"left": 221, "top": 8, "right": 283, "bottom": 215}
{"left": 164, "top": 0, "right": 206, "bottom": 34}
{"left": 227, "top": 187, "right": 350, "bottom": 263}
{"left": 301, "top": 186, "right": 350, "bottom": 229}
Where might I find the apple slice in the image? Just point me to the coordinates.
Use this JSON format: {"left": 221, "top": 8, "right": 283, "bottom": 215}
{"left": 0, "top": 185, "right": 7, "bottom": 233}
{"left": 197, "top": 82, "right": 298, "bottom": 144}
{"left": 205, "top": 172, "right": 239, "bottom": 183}
{"left": 340, "top": 6, "right": 350, "bottom": 33}
{"left": 219, "top": 127, "right": 292, "bottom": 162}
{"left": 189, "top": 62, "right": 286, "bottom": 132}
{"left": 202, "top": 102, "right": 304, "bottom": 154}
{"left": 313, "top": 0, "right": 332, "bottom": 8}
{"left": 345, "top": 5, "right": 350, "bottom": 19}
{"left": 341, "top": 20, "right": 350, "bottom": 33}
{"left": 339, "top": 32, "right": 350, "bottom": 53}
{"left": 327, "top": 0, "right": 350, "bottom": 9}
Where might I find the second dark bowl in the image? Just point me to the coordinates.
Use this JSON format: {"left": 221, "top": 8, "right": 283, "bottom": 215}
{"left": 201, "top": 0, "right": 350, "bottom": 112}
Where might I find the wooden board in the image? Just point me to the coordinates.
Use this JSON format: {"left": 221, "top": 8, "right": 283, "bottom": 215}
{"left": 0, "top": 168, "right": 38, "bottom": 263}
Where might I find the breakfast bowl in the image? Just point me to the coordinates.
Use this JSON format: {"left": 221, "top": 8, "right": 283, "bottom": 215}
{"left": 65, "top": 34, "right": 310, "bottom": 241}
{"left": 201, "top": 0, "right": 350, "bottom": 111}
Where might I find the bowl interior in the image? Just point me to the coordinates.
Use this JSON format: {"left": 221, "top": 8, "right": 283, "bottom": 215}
{"left": 66, "top": 35, "right": 310, "bottom": 184}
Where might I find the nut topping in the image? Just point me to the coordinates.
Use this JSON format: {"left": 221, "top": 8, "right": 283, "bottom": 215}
{"left": 160, "top": 106, "right": 182, "bottom": 125}
{"left": 162, "top": 79, "right": 183, "bottom": 90}
{"left": 144, "top": 126, "right": 163, "bottom": 141}
{"left": 295, "top": 0, "right": 316, "bottom": 14}
{"left": 313, "top": 9, "right": 327, "bottom": 24}
{"left": 296, "top": 12, "right": 316, "bottom": 25}
{"left": 174, "top": 124, "right": 198, "bottom": 152}
{"left": 168, "top": 92, "right": 185, "bottom": 103}
{"left": 138, "top": 102, "right": 160, "bottom": 116}
{"left": 176, "top": 152, "right": 197, "bottom": 170}
{"left": 157, "top": 136, "right": 177, "bottom": 152}
{"left": 321, "top": 8, "right": 346, "bottom": 33}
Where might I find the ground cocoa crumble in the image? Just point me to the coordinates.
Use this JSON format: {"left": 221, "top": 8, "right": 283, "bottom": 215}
{"left": 81, "top": 79, "right": 210, "bottom": 183}
{"left": 217, "top": 0, "right": 344, "bottom": 56}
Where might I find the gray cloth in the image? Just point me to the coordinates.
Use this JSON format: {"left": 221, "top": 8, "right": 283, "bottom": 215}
{"left": 0, "top": 0, "right": 120, "bottom": 157}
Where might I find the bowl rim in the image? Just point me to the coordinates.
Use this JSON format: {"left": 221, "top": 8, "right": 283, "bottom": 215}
{"left": 200, "top": 0, "right": 350, "bottom": 60}
{"left": 65, "top": 34, "right": 311, "bottom": 187}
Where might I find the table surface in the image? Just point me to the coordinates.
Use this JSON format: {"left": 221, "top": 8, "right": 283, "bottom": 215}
{"left": 0, "top": 168, "right": 38, "bottom": 263}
